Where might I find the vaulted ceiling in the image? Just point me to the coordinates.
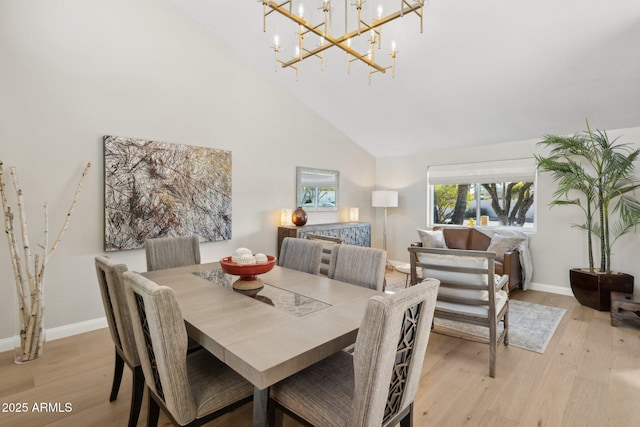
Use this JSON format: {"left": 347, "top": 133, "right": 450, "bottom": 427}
{"left": 169, "top": 0, "right": 640, "bottom": 157}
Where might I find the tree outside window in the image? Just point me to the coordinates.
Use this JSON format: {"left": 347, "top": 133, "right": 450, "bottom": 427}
{"left": 433, "top": 181, "right": 535, "bottom": 227}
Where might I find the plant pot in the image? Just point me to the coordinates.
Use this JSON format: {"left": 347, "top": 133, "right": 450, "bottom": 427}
{"left": 570, "top": 268, "right": 634, "bottom": 311}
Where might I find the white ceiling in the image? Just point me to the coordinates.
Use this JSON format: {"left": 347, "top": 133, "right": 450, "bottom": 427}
{"left": 169, "top": 0, "right": 640, "bottom": 158}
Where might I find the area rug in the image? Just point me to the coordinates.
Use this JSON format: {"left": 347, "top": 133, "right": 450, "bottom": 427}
{"left": 385, "top": 278, "right": 410, "bottom": 293}
{"left": 433, "top": 300, "right": 566, "bottom": 353}
{"left": 385, "top": 279, "right": 566, "bottom": 353}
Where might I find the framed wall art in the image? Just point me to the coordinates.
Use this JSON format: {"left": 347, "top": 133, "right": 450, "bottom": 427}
{"left": 103, "top": 135, "right": 232, "bottom": 251}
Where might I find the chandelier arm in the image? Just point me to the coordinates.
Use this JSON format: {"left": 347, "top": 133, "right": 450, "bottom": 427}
{"left": 363, "top": 3, "right": 423, "bottom": 31}
{"left": 401, "top": 1, "right": 425, "bottom": 32}
{"left": 300, "top": 22, "right": 325, "bottom": 36}
{"left": 262, "top": 0, "right": 285, "bottom": 31}
{"left": 401, "top": 0, "right": 424, "bottom": 16}
{"left": 282, "top": 37, "right": 387, "bottom": 72}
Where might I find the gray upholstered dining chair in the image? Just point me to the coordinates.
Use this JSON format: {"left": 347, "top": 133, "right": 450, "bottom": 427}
{"left": 328, "top": 244, "right": 387, "bottom": 292}
{"left": 277, "top": 237, "right": 324, "bottom": 275}
{"left": 268, "top": 278, "right": 440, "bottom": 427}
{"left": 144, "top": 235, "right": 201, "bottom": 271}
{"left": 306, "top": 233, "right": 342, "bottom": 276}
{"left": 94, "top": 256, "right": 144, "bottom": 427}
{"left": 123, "top": 271, "right": 254, "bottom": 427}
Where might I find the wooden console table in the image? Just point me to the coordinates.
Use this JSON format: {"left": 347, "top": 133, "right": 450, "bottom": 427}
{"left": 277, "top": 222, "right": 371, "bottom": 257}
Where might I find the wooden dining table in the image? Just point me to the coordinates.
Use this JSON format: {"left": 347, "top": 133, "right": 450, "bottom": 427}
{"left": 142, "top": 261, "right": 382, "bottom": 427}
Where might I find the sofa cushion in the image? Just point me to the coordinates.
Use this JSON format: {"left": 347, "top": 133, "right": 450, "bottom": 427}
{"left": 417, "top": 229, "right": 446, "bottom": 248}
{"left": 487, "top": 234, "right": 526, "bottom": 262}
{"left": 436, "top": 289, "right": 508, "bottom": 318}
{"left": 442, "top": 228, "right": 470, "bottom": 249}
{"left": 467, "top": 229, "right": 491, "bottom": 251}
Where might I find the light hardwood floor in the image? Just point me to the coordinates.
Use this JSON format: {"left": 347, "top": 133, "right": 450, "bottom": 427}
{"left": 1, "top": 271, "right": 639, "bottom": 426}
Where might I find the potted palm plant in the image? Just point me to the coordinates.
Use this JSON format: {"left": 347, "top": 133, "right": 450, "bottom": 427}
{"left": 535, "top": 121, "right": 640, "bottom": 310}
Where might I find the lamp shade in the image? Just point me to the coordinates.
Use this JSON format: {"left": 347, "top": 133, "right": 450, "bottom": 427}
{"left": 349, "top": 207, "right": 360, "bottom": 222}
{"left": 280, "top": 208, "right": 292, "bottom": 225}
{"left": 372, "top": 190, "right": 398, "bottom": 208}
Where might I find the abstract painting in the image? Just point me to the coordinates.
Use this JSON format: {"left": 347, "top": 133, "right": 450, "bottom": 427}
{"left": 104, "top": 136, "right": 232, "bottom": 251}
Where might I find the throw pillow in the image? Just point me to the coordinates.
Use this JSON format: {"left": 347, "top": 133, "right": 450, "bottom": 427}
{"left": 487, "top": 234, "right": 525, "bottom": 261}
{"left": 417, "top": 229, "right": 446, "bottom": 248}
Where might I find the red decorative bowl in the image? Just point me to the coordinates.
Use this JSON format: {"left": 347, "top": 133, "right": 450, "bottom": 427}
{"left": 219, "top": 255, "right": 276, "bottom": 293}
{"left": 219, "top": 255, "right": 276, "bottom": 276}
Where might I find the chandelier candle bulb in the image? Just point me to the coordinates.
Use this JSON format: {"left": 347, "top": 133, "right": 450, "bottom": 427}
{"left": 390, "top": 46, "right": 396, "bottom": 77}
{"left": 346, "top": 38, "right": 352, "bottom": 72}
{"left": 273, "top": 35, "right": 281, "bottom": 72}
{"left": 323, "top": 1, "right": 332, "bottom": 34}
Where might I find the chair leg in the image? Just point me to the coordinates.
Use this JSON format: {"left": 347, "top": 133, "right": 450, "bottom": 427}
{"left": 146, "top": 392, "right": 160, "bottom": 427}
{"left": 399, "top": 403, "right": 413, "bottom": 427}
{"left": 128, "top": 365, "right": 145, "bottom": 427}
{"left": 109, "top": 349, "right": 125, "bottom": 402}
{"left": 503, "top": 306, "right": 509, "bottom": 347}
{"left": 267, "top": 398, "right": 283, "bottom": 427}
{"left": 489, "top": 320, "right": 497, "bottom": 378}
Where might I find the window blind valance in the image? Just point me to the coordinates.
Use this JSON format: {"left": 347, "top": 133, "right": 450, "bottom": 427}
{"left": 427, "top": 158, "right": 537, "bottom": 185}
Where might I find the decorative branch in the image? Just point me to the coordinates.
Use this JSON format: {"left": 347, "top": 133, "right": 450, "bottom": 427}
{"left": 0, "top": 161, "right": 91, "bottom": 362}
{"left": 10, "top": 168, "right": 36, "bottom": 295}
{"left": 47, "top": 163, "right": 91, "bottom": 258}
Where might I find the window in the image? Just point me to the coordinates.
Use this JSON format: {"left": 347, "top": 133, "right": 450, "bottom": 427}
{"left": 427, "top": 159, "right": 537, "bottom": 230}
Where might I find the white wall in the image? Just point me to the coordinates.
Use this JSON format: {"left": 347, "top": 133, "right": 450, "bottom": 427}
{"left": 0, "top": 0, "right": 376, "bottom": 342}
{"left": 376, "top": 126, "right": 640, "bottom": 295}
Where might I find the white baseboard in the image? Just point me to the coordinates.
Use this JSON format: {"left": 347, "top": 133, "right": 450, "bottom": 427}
{"left": 0, "top": 317, "right": 108, "bottom": 353}
{"left": 0, "top": 337, "right": 15, "bottom": 353}
{"left": 525, "top": 281, "right": 574, "bottom": 296}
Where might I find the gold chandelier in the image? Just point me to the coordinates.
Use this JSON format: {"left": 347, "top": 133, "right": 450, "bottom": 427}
{"left": 262, "top": 1, "right": 425, "bottom": 83}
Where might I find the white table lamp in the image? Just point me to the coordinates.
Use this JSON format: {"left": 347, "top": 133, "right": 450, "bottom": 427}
{"left": 349, "top": 207, "right": 360, "bottom": 222}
